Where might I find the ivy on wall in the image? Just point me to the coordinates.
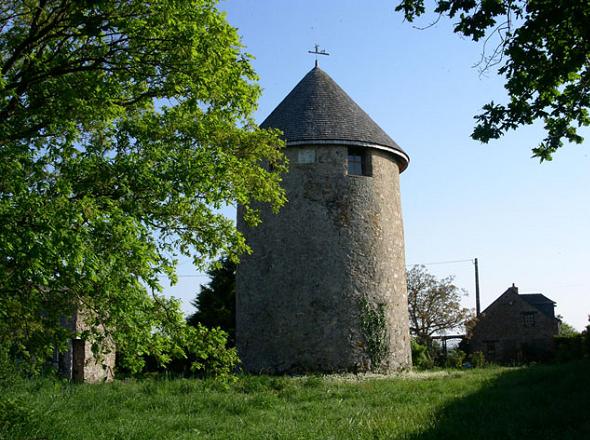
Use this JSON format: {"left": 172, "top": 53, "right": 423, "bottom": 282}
{"left": 359, "top": 297, "right": 389, "bottom": 370}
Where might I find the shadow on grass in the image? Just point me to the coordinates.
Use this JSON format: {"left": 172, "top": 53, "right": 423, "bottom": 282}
{"left": 412, "top": 359, "right": 590, "bottom": 440}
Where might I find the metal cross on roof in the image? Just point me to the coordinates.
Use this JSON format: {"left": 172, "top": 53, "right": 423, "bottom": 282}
{"left": 308, "top": 44, "right": 330, "bottom": 67}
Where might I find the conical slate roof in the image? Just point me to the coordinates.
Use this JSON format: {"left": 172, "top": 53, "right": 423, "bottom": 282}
{"left": 261, "top": 66, "right": 409, "bottom": 171}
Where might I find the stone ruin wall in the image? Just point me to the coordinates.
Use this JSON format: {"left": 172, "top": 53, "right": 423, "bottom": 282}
{"left": 56, "top": 309, "right": 115, "bottom": 383}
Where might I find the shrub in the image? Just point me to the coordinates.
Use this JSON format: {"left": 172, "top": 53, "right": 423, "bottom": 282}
{"left": 116, "top": 322, "right": 239, "bottom": 382}
{"left": 0, "top": 346, "right": 15, "bottom": 388}
{"left": 445, "top": 349, "right": 466, "bottom": 369}
{"left": 471, "top": 351, "right": 485, "bottom": 368}
{"left": 584, "top": 317, "right": 590, "bottom": 355}
{"left": 186, "top": 324, "right": 240, "bottom": 382}
{"left": 411, "top": 339, "right": 434, "bottom": 369}
{"left": 0, "top": 397, "right": 33, "bottom": 436}
{"left": 555, "top": 335, "right": 586, "bottom": 362}
{"left": 0, "top": 345, "right": 25, "bottom": 391}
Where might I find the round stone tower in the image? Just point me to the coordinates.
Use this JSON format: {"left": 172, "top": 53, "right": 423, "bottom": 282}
{"left": 236, "top": 66, "right": 411, "bottom": 373}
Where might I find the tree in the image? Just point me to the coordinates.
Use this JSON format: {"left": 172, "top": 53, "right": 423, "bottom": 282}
{"left": 557, "top": 315, "right": 580, "bottom": 337}
{"left": 187, "top": 257, "right": 236, "bottom": 345}
{"left": 395, "top": 0, "right": 590, "bottom": 161}
{"left": 0, "top": 0, "right": 286, "bottom": 373}
{"left": 406, "top": 265, "right": 472, "bottom": 345}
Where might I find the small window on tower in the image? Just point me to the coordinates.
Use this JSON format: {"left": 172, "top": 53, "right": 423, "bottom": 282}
{"left": 347, "top": 148, "right": 371, "bottom": 176}
{"left": 297, "top": 148, "right": 316, "bottom": 164}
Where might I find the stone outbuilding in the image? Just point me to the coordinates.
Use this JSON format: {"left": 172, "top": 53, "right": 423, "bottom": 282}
{"left": 236, "top": 66, "right": 412, "bottom": 373}
{"left": 468, "top": 284, "right": 560, "bottom": 362}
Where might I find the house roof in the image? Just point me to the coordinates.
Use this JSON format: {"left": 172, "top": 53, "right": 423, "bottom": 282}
{"left": 480, "top": 287, "right": 557, "bottom": 319}
{"left": 479, "top": 286, "right": 519, "bottom": 316}
{"left": 260, "top": 66, "right": 409, "bottom": 172}
{"left": 520, "top": 293, "right": 557, "bottom": 319}
{"left": 520, "top": 294, "right": 556, "bottom": 306}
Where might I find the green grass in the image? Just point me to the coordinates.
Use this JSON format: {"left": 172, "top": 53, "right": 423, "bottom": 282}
{"left": 2, "top": 360, "right": 589, "bottom": 439}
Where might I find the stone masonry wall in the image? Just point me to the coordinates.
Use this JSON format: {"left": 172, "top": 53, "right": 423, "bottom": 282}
{"left": 236, "top": 145, "right": 411, "bottom": 373}
{"left": 58, "top": 310, "right": 115, "bottom": 383}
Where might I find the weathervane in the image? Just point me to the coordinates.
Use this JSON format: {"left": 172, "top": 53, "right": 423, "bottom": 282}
{"left": 308, "top": 44, "right": 330, "bottom": 67}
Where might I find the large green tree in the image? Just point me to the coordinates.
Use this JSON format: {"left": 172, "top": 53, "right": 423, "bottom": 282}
{"left": 396, "top": 0, "right": 590, "bottom": 160}
{"left": 0, "top": 0, "right": 286, "bottom": 372}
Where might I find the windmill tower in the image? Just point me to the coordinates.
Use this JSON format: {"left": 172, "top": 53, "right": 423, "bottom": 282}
{"left": 236, "top": 65, "right": 411, "bottom": 373}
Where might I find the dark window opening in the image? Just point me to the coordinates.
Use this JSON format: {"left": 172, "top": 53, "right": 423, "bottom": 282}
{"left": 347, "top": 148, "right": 371, "bottom": 176}
{"left": 522, "top": 312, "right": 536, "bottom": 328}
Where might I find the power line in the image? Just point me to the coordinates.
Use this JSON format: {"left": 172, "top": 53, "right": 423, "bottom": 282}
{"left": 407, "top": 257, "right": 481, "bottom": 315}
{"left": 407, "top": 258, "right": 474, "bottom": 266}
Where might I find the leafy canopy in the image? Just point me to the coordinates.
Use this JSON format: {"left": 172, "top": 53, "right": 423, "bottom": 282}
{"left": 406, "top": 265, "right": 472, "bottom": 344}
{"left": 395, "top": 0, "right": 590, "bottom": 160}
{"left": 0, "top": 0, "right": 286, "bottom": 373}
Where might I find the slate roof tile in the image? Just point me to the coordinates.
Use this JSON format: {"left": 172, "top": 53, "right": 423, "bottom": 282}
{"left": 261, "top": 67, "right": 409, "bottom": 171}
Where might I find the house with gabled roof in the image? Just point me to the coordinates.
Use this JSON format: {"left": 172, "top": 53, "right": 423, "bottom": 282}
{"left": 468, "top": 284, "right": 560, "bottom": 363}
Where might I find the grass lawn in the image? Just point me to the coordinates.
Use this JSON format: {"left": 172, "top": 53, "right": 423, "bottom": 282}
{"left": 2, "top": 360, "right": 589, "bottom": 439}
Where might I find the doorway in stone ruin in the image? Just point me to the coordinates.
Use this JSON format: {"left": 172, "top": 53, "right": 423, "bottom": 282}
{"left": 72, "top": 339, "right": 85, "bottom": 382}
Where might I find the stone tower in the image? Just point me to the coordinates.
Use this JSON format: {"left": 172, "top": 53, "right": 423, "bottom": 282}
{"left": 237, "top": 66, "right": 411, "bottom": 373}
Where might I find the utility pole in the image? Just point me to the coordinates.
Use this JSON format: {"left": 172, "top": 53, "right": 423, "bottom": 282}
{"left": 474, "top": 258, "right": 481, "bottom": 316}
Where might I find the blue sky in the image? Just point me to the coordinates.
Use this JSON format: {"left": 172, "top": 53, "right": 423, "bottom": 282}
{"left": 166, "top": 0, "right": 590, "bottom": 331}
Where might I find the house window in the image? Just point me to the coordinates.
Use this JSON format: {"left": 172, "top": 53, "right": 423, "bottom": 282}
{"left": 347, "top": 148, "right": 371, "bottom": 176}
{"left": 522, "top": 312, "right": 536, "bottom": 328}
